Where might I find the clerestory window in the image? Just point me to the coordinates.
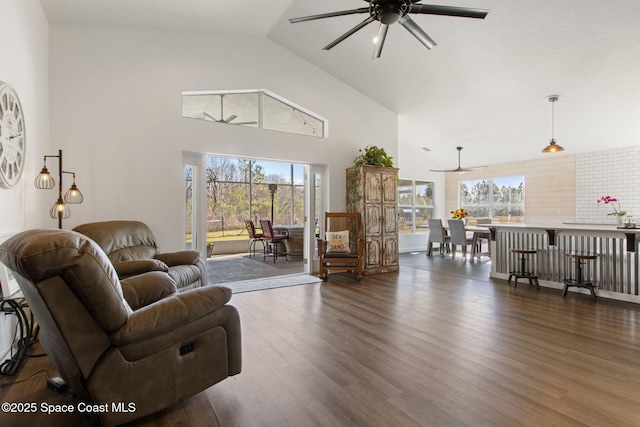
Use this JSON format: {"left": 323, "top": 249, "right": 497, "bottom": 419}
{"left": 182, "top": 89, "right": 327, "bottom": 138}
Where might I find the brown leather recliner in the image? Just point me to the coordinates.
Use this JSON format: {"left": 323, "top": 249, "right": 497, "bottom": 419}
{"left": 0, "top": 229, "right": 241, "bottom": 426}
{"left": 73, "top": 220, "right": 206, "bottom": 291}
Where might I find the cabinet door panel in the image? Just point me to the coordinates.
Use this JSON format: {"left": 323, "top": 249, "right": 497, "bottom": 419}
{"left": 383, "top": 237, "right": 398, "bottom": 267}
{"left": 382, "top": 172, "right": 397, "bottom": 203}
{"left": 383, "top": 204, "right": 398, "bottom": 234}
{"left": 365, "top": 238, "right": 381, "bottom": 268}
{"left": 365, "top": 204, "right": 381, "bottom": 236}
{"left": 364, "top": 172, "right": 382, "bottom": 203}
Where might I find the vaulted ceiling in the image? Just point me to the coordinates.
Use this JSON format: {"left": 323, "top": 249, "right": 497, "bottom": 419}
{"left": 39, "top": 0, "right": 640, "bottom": 168}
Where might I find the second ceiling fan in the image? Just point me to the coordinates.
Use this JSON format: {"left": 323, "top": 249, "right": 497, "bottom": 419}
{"left": 429, "top": 146, "right": 487, "bottom": 173}
{"left": 289, "top": 0, "right": 489, "bottom": 58}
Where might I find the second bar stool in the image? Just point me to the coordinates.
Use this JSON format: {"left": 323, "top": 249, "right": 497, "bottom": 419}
{"left": 563, "top": 253, "right": 598, "bottom": 301}
{"left": 508, "top": 249, "right": 539, "bottom": 288}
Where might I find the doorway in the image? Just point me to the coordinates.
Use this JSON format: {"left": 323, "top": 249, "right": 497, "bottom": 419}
{"left": 183, "top": 153, "right": 325, "bottom": 286}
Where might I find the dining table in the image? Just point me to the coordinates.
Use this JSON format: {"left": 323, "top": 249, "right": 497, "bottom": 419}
{"left": 272, "top": 225, "right": 304, "bottom": 259}
{"left": 464, "top": 224, "right": 491, "bottom": 261}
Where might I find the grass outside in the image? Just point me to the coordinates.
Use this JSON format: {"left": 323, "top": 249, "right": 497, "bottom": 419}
{"left": 186, "top": 229, "right": 249, "bottom": 244}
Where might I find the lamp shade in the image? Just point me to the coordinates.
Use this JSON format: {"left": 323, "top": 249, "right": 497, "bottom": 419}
{"left": 64, "top": 183, "right": 84, "bottom": 204}
{"left": 34, "top": 167, "right": 55, "bottom": 189}
{"left": 542, "top": 95, "right": 564, "bottom": 153}
{"left": 541, "top": 139, "right": 564, "bottom": 153}
{"left": 49, "top": 200, "right": 71, "bottom": 220}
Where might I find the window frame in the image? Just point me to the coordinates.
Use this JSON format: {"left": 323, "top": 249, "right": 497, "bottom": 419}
{"left": 458, "top": 176, "right": 525, "bottom": 223}
{"left": 398, "top": 179, "right": 435, "bottom": 234}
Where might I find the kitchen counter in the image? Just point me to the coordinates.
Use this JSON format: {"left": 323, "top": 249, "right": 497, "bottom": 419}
{"left": 487, "top": 223, "right": 640, "bottom": 303}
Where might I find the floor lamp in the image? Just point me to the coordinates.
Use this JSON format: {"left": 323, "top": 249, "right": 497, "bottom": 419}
{"left": 34, "top": 149, "right": 84, "bottom": 229}
{"left": 269, "top": 184, "right": 278, "bottom": 224}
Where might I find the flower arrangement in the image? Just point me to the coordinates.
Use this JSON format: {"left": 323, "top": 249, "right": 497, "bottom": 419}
{"left": 597, "top": 195, "right": 627, "bottom": 217}
{"left": 451, "top": 208, "right": 469, "bottom": 220}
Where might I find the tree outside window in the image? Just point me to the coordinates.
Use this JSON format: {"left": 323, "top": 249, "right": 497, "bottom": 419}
{"left": 459, "top": 176, "right": 524, "bottom": 223}
{"left": 398, "top": 179, "right": 434, "bottom": 233}
{"left": 203, "top": 157, "right": 305, "bottom": 240}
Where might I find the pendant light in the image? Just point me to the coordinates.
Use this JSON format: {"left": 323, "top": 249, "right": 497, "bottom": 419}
{"left": 542, "top": 95, "right": 564, "bottom": 153}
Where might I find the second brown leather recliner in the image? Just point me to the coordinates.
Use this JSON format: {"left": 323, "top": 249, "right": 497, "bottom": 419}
{"left": 73, "top": 220, "right": 205, "bottom": 291}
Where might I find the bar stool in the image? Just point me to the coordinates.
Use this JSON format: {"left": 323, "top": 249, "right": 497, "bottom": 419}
{"left": 563, "top": 253, "right": 598, "bottom": 301}
{"left": 508, "top": 249, "right": 539, "bottom": 288}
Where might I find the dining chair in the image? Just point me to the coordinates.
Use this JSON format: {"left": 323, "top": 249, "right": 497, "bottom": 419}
{"left": 474, "top": 218, "right": 491, "bottom": 254}
{"left": 244, "top": 220, "right": 265, "bottom": 258}
{"left": 448, "top": 219, "right": 474, "bottom": 259}
{"left": 426, "top": 219, "right": 451, "bottom": 256}
{"left": 259, "top": 219, "right": 288, "bottom": 262}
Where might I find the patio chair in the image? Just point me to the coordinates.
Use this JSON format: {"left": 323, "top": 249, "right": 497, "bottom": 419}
{"left": 244, "top": 220, "right": 265, "bottom": 258}
{"left": 260, "top": 219, "right": 288, "bottom": 262}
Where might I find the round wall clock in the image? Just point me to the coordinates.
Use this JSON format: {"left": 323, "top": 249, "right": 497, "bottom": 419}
{"left": 0, "top": 81, "right": 26, "bottom": 189}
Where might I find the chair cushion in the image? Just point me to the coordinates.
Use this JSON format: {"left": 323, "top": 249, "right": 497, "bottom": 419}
{"left": 323, "top": 253, "right": 359, "bottom": 259}
{"left": 326, "top": 230, "right": 350, "bottom": 253}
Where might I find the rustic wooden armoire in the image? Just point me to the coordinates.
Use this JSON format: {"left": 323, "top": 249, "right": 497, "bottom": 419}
{"left": 346, "top": 165, "right": 399, "bottom": 275}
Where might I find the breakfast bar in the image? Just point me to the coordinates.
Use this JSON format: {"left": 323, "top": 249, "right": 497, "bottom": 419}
{"left": 488, "top": 223, "right": 640, "bottom": 303}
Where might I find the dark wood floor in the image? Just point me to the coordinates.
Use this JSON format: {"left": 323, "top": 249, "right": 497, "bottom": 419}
{"left": 3, "top": 253, "right": 640, "bottom": 426}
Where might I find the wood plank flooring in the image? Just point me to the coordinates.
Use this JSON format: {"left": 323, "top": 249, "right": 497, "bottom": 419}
{"left": 2, "top": 253, "right": 640, "bottom": 426}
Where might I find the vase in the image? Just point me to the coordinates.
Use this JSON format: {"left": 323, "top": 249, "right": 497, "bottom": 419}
{"left": 617, "top": 216, "right": 625, "bottom": 227}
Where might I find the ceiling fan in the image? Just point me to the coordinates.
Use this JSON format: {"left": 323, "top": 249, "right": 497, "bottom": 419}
{"left": 289, "top": 0, "right": 489, "bottom": 58}
{"left": 429, "top": 146, "right": 487, "bottom": 173}
{"left": 197, "top": 95, "right": 257, "bottom": 126}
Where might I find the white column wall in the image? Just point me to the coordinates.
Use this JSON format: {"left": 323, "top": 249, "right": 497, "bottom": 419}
{"left": 0, "top": 0, "right": 49, "bottom": 365}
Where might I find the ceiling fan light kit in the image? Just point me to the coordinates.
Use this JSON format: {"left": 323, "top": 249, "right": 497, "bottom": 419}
{"left": 290, "top": 0, "right": 489, "bottom": 59}
{"left": 542, "top": 95, "right": 565, "bottom": 153}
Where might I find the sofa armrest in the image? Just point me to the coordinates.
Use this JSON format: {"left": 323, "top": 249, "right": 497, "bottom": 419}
{"left": 113, "top": 259, "right": 168, "bottom": 278}
{"left": 155, "top": 250, "right": 201, "bottom": 267}
{"left": 120, "top": 271, "right": 177, "bottom": 310}
{"left": 110, "top": 285, "right": 232, "bottom": 346}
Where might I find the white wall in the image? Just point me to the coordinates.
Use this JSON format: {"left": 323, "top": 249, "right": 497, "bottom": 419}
{"left": 397, "top": 124, "right": 447, "bottom": 252}
{"left": 0, "top": 0, "right": 49, "bottom": 364}
{"left": 49, "top": 25, "right": 398, "bottom": 251}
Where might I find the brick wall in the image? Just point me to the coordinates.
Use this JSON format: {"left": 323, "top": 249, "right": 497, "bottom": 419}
{"left": 575, "top": 146, "right": 640, "bottom": 224}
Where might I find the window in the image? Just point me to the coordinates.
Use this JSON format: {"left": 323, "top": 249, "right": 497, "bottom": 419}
{"left": 459, "top": 176, "right": 524, "bottom": 223}
{"left": 205, "top": 156, "right": 306, "bottom": 240}
{"left": 182, "top": 89, "right": 327, "bottom": 138}
{"left": 398, "top": 179, "right": 434, "bottom": 233}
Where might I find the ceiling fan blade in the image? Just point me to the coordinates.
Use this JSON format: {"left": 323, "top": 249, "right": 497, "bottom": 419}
{"left": 429, "top": 167, "right": 464, "bottom": 173}
{"left": 429, "top": 146, "right": 487, "bottom": 172}
{"left": 224, "top": 114, "right": 238, "bottom": 123}
{"left": 409, "top": 4, "right": 489, "bottom": 19}
{"left": 324, "top": 16, "right": 375, "bottom": 50}
{"left": 202, "top": 112, "right": 221, "bottom": 122}
{"left": 232, "top": 121, "right": 258, "bottom": 126}
{"left": 289, "top": 8, "right": 370, "bottom": 24}
{"left": 372, "top": 23, "right": 389, "bottom": 59}
{"left": 399, "top": 15, "right": 436, "bottom": 49}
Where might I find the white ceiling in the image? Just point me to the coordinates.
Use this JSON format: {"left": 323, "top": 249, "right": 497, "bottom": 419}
{"left": 39, "top": 0, "right": 640, "bottom": 168}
